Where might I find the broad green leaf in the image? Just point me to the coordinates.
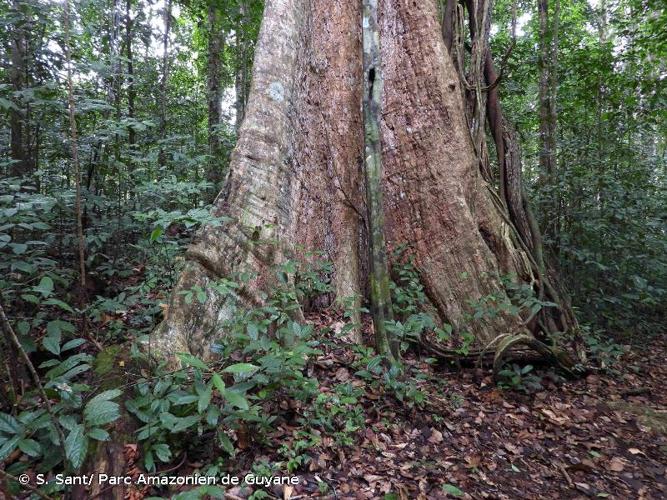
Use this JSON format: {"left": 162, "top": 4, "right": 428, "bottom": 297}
{"left": 58, "top": 415, "right": 78, "bottom": 431}
{"left": 176, "top": 353, "right": 208, "bottom": 370}
{"left": 144, "top": 450, "right": 155, "bottom": 472}
{"left": 43, "top": 298, "right": 74, "bottom": 313}
{"left": 170, "top": 393, "right": 197, "bottom": 405}
{"left": 150, "top": 227, "right": 163, "bottom": 241}
{"left": 34, "top": 276, "right": 54, "bottom": 296}
{"left": 221, "top": 389, "right": 249, "bottom": 410}
{"left": 205, "top": 405, "right": 220, "bottom": 426}
{"left": 43, "top": 320, "right": 67, "bottom": 355}
{"left": 18, "top": 438, "right": 42, "bottom": 457}
{"left": 211, "top": 373, "right": 225, "bottom": 394}
{"left": 43, "top": 335, "right": 61, "bottom": 355}
{"left": 21, "top": 294, "right": 40, "bottom": 304}
{"left": 11, "top": 261, "right": 35, "bottom": 273}
{"left": 84, "top": 400, "right": 120, "bottom": 426}
{"left": 65, "top": 424, "right": 88, "bottom": 469}
{"left": 62, "top": 338, "right": 86, "bottom": 351}
{"left": 47, "top": 320, "right": 75, "bottom": 337}
{"left": 217, "top": 432, "right": 235, "bottom": 455}
{"left": 11, "top": 243, "right": 28, "bottom": 255}
{"left": 45, "top": 353, "right": 93, "bottom": 379}
{"left": 222, "top": 363, "right": 258, "bottom": 374}
{"left": 57, "top": 364, "right": 91, "bottom": 381}
{"left": 197, "top": 385, "right": 212, "bottom": 414}
{"left": 153, "top": 443, "right": 172, "bottom": 462}
{"left": 87, "top": 389, "right": 122, "bottom": 405}
{"left": 88, "top": 428, "right": 110, "bottom": 441}
{"left": 0, "top": 435, "right": 20, "bottom": 461}
{"left": 0, "top": 413, "right": 20, "bottom": 433}
{"left": 159, "top": 413, "right": 200, "bottom": 433}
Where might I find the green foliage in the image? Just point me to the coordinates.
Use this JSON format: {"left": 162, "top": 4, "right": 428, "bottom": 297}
{"left": 351, "top": 345, "right": 426, "bottom": 408}
{"left": 496, "top": 364, "right": 543, "bottom": 393}
{"left": 300, "top": 382, "right": 366, "bottom": 448}
{"left": 388, "top": 250, "right": 443, "bottom": 352}
{"left": 126, "top": 259, "right": 324, "bottom": 470}
{"left": 277, "top": 429, "right": 320, "bottom": 473}
{"left": 390, "top": 247, "right": 426, "bottom": 317}
{"left": 0, "top": 179, "right": 66, "bottom": 302}
{"left": 581, "top": 327, "right": 625, "bottom": 371}
{"left": 441, "top": 483, "right": 464, "bottom": 497}
{"left": 0, "top": 368, "right": 122, "bottom": 473}
{"left": 493, "top": 0, "right": 667, "bottom": 335}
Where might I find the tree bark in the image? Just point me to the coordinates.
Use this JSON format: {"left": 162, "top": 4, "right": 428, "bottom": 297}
{"left": 7, "top": 0, "right": 31, "bottom": 179}
{"left": 234, "top": 1, "right": 251, "bottom": 132}
{"left": 363, "top": 0, "right": 396, "bottom": 360}
{"left": 158, "top": 0, "right": 172, "bottom": 167}
{"left": 152, "top": 0, "right": 579, "bottom": 366}
{"left": 207, "top": 2, "right": 225, "bottom": 192}
{"left": 537, "top": 0, "right": 560, "bottom": 246}
{"left": 63, "top": 0, "right": 87, "bottom": 296}
{"left": 125, "top": 0, "right": 136, "bottom": 147}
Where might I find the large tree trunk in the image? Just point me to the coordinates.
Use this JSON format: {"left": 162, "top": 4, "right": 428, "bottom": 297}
{"left": 153, "top": 0, "right": 579, "bottom": 366}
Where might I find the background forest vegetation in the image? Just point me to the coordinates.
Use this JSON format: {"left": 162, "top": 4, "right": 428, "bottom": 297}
{"left": 0, "top": 0, "right": 665, "bottom": 498}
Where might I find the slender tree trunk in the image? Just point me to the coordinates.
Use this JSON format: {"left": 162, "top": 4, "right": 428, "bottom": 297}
{"left": 362, "top": 0, "right": 396, "bottom": 360}
{"left": 234, "top": 1, "right": 250, "bottom": 131}
{"left": 158, "top": 0, "right": 172, "bottom": 167}
{"left": 125, "top": 0, "right": 136, "bottom": 147}
{"left": 537, "top": 0, "right": 559, "bottom": 245}
{"left": 537, "top": 0, "right": 551, "bottom": 178}
{"left": 8, "top": 0, "right": 29, "bottom": 178}
{"left": 152, "top": 0, "right": 580, "bottom": 368}
{"left": 207, "top": 3, "right": 225, "bottom": 192}
{"left": 63, "top": 0, "right": 86, "bottom": 295}
{"left": 109, "top": 0, "right": 121, "bottom": 108}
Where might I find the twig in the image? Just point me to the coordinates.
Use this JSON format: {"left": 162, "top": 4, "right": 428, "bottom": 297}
{"left": 157, "top": 452, "right": 187, "bottom": 475}
{"left": 0, "top": 468, "right": 55, "bottom": 500}
{"left": 558, "top": 463, "right": 574, "bottom": 488}
{"left": 0, "top": 300, "right": 67, "bottom": 459}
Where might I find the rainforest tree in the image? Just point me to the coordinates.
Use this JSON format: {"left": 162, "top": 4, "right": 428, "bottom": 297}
{"left": 152, "top": 0, "right": 582, "bottom": 368}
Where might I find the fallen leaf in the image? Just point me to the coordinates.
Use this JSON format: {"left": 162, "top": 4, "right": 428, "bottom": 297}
{"left": 465, "top": 454, "right": 481, "bottom": 468}
{"left": 608, "top": 457, "right": 625, "bottom": 472}
{"left": 335, "top": 367, "right": 350, "bottom": 381}
{"left": 504, "top": 442, "right": 521, "bottom": 454}
{"left": 428, "top": 428, "right": 444, "bottom": 443}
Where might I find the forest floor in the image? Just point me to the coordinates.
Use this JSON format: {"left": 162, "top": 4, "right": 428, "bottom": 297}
{"left": 155, "top": 311, "right": 667, "bottom": 500}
